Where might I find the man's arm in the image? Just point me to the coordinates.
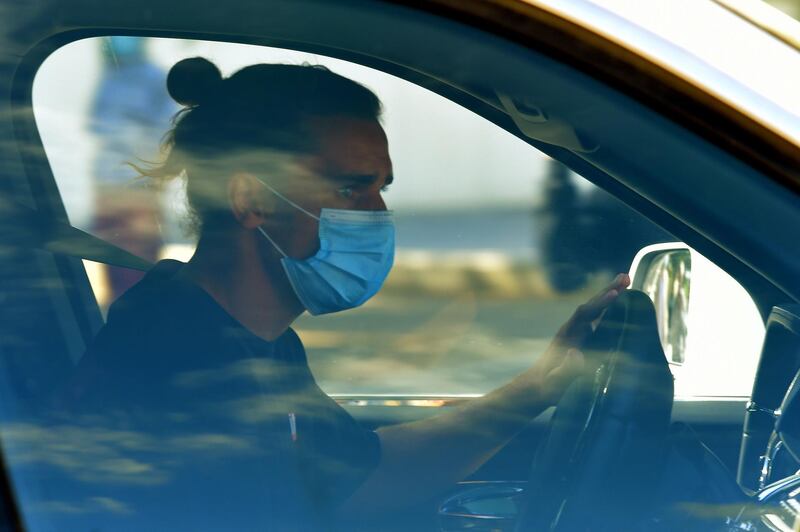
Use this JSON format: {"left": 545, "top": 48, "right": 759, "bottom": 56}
{"left": 342, "top": 274, "right": 630, "bottom": 513}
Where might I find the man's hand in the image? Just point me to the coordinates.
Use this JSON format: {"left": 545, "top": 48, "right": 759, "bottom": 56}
{"left": 532, "top": 273, "right": 631, "bottom": 405}
{"left": 347, "top": 274, "right": 632, "bottom": 513}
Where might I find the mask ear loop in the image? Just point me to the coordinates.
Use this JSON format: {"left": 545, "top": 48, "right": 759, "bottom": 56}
{"left": 257, "top": 226, "right": 288, "bottom": 258}
{"left": 255, "top": 177, "right": 321, "bottom": 221}
{"left": 254, "top": 177, "right": 320, "bottom": 258}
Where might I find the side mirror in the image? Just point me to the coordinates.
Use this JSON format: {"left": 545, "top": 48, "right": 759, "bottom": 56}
{"left": 628, "top": 243, "right": 764, "bottom": 398}
{"left": 629, "top": 243, "right": 691, "bottom": 365}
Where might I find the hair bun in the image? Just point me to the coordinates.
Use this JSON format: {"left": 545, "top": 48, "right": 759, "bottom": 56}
{"left": 167, "top": 57, "right": 223, "bottom": 107}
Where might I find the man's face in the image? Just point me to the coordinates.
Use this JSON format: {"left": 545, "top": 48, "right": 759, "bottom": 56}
{"left": 267, "top": 115, "right": 393, "bottom": 260}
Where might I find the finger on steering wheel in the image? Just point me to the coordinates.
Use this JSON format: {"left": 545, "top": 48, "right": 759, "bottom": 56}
{"left": 580, "top": 273, "right": 630, "bottom": 320}
{"left": 554, "top": 274, "right": 630, "bottom": 350}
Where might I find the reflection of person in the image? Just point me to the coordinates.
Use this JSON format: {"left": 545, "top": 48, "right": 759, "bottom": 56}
{"left": 63, "top": 58, "right": 630, "bottom": 529}
{"left": 89, "top": 37, "right": 176, "bottom": 300}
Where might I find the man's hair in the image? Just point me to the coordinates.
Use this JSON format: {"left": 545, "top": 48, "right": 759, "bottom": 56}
{"left": 138, "top": 57, "right": 382, "bottom": 236}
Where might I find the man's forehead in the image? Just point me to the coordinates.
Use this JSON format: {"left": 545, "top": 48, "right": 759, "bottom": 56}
{"left": 308, "top": 116, "right": 392, "bottom": 174}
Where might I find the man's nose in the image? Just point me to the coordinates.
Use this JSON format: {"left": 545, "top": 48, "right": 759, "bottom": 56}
{"left": 359, "top": 191, "right": 387, "bottom": 211}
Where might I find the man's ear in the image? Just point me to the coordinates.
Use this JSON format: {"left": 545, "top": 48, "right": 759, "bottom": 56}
{"left": 228, "top": 172, "right": 272, "bottom": 229}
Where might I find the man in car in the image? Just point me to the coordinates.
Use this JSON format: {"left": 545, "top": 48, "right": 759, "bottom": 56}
{"left": 63, "top": 57, "right": 630, "bottom": 529}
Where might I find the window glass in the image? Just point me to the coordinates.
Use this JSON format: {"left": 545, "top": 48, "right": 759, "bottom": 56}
{"left": 33, "top": 36, "right": 768, "bottom": 398}
{"left": 14, "top": 31, "right": 773, "bottom": 532}
{"left": 35, "top": 37, "right": 678, "bottom": 398}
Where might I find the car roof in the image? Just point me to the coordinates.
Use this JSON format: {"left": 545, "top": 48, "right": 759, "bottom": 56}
{"left": 568, "top": 0, "right": 800, "bottom": 143}
{"left": 530, "top": 0, "right": 800, "bottom": 153}
{"left": 713, "top": 0, "right": 800, "bottom": 51}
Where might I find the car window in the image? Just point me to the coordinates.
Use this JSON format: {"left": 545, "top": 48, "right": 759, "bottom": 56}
{"left": 33, "top": 36, "right": 770, "bottom": 399}
{"left": 34, "top": 36, "right": 673, "bottom": 396}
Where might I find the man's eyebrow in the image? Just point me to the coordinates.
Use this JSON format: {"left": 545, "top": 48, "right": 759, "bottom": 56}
{"left": 330, "top": 173, "right": 394, "bottom": 185}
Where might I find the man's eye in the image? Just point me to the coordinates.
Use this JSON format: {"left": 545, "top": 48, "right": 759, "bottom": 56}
{"left": 337, "top": 186, "right": 355, "bottom": 199}
{"left": 380, "top": 184, "right": 391, "bottom": 193}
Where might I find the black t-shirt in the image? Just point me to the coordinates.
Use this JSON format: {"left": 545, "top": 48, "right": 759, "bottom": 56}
{"left": 55, "top": 260, "right": 380, "bottom": 531}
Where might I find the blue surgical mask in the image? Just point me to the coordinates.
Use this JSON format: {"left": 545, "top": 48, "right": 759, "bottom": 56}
{"left": 256, "top": 179, "right": 395, "bottom": 315}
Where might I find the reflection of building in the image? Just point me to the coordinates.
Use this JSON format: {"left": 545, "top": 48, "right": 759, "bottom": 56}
{"left": 536, "top": 160, "right": 673, "bottom": 292}
{"left": 89, "top": 37, "right": 176, "bottom": 300}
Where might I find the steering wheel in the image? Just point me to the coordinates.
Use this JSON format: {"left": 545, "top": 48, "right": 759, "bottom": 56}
{"left": 516, "top": 289, "right": 674, "bottom": 531}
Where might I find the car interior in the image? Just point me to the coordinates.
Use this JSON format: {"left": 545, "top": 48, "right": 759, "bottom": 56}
{"left": 1, "top": 0, "right": 800, "bottom": 530}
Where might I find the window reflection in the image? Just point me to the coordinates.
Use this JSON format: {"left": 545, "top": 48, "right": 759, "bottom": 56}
{"left": 36, "top": 37, "right": 671, "bottom": 398}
